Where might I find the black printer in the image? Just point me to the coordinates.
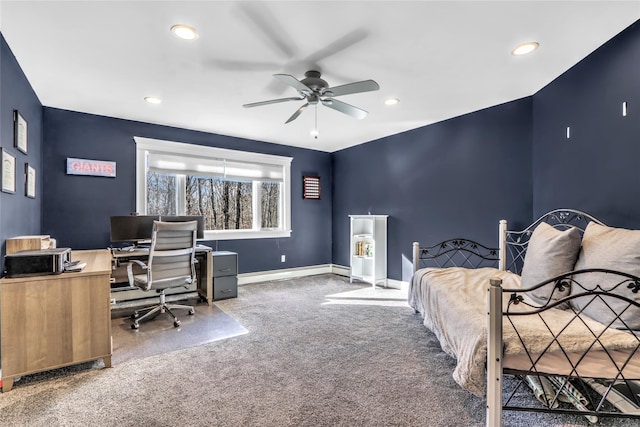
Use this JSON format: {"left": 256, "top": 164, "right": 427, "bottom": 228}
{"left": 4, "top": 248, "right": 71, "bottom": 278}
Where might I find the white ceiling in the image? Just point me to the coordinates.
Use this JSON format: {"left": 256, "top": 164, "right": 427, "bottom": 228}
{"left": 1, "top": 1, "right": 638, "bottom": 153}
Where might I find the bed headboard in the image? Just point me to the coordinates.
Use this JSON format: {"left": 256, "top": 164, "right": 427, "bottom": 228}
{"left": 412, "top": 239, "right": 499, "bottom": 272}
{"left": 499, "top": 208, "right": 605, "bottom": 274}
{"left": 411, "top": 209, "right": 604, "bottom": 275}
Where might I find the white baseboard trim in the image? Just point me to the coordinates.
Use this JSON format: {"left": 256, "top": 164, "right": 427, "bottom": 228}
{"left": 330, "top": 264, "right": 407, "bottom": 290}
{"left": 238, "top": 264, "right": 333, "bottom": 285}
{"left": 387, "top": 278, "right": 409, "bottom": 291}
{"left": 238, "top": 264, "right": 408, "bottom": 291}
{"left": 331, "top": 264, "right": 350, "bottom": 277}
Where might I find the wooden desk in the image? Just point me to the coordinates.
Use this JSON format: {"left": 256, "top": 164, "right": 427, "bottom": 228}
{"left": 0, "top": 249, "right": 112, "bottom": 392}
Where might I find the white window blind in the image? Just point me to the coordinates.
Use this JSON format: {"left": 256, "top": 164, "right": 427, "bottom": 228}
{"left": 147, "top": 152, "right": 285, "bottom": 182}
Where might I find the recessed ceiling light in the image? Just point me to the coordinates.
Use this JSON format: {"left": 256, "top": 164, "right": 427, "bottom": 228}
{"left": 385, "top": 98, "right": 399, "bottom": 106}
{"left": 144, "top": 96, "right": 162, "bottom": 104}
{"left": 171, "top": 24, "right": 198, "bottom": 40}
{"left": 511, "top": 42, "right": 539, "bottom": 56}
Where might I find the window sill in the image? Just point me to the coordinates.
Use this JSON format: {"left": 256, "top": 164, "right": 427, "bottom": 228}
{"left": 202, "top": 229, "right": 291, "bottom": 241}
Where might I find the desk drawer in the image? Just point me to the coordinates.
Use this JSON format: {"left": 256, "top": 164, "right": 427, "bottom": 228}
{"left": 213, "top": 254, "right": 237, "bottom": 277}
{"left": 214, "top": 276, "right": 237, "bottom": 300}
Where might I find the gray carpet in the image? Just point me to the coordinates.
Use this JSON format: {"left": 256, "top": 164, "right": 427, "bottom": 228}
{"left": 0, "top": 274, "right": 637, "bottom": 427}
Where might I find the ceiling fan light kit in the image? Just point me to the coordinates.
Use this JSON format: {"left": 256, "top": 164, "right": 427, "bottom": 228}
{"left": 243, "top": 70, "right": 380, "bottom": 124}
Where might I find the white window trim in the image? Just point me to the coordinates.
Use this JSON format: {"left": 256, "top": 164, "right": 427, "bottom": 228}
{"left": 134, "top": 136, "right": 292, "bottom": 240}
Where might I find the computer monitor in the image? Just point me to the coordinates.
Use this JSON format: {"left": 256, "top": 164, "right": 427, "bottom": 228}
{"left": 110, "top": 215, "right": 158, "bottom": 243}
{"left": 160, "top": 215, "right": 205, "bottom": 239}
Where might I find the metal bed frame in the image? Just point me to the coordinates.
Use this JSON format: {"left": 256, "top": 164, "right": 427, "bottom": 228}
{"left": 488, "top": 209, "right": 640, "bottom": 425}
{"left": 412, "top": 238, "right": 499, "bottom": 272}
{"left": 411, "top": 209, "right": 640, "bottom": 425}
{"left": 488, "top": 269, "right": 640, "bottom": 425}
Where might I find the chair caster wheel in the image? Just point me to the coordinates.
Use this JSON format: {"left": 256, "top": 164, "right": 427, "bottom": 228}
{"left": 188, "top": 309, "right": 195, "bottom": 315}
{"left": 131, "top": 323, "right": 139, "bottom": 330}
{"left": 174, "top": 320, "right": 181, "bottom": 327}
{"left": 130, "top": 312, "right": 140, "bottom": 319}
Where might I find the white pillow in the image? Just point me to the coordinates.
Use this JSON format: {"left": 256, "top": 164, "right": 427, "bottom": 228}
{"left": 520, "top": 222, "right": 581, "bottom": 307}
{"left": 572, "top": 222, "right": 640, "bottom": 330}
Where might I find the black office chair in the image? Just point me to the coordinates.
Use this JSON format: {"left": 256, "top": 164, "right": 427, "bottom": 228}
{"left": 127, "top": 220, "right": 198, "bottom": 329}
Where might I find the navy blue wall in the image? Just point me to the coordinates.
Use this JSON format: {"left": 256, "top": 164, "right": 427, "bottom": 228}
{"left": 4, "top": 18, "right": 640, "bottom": 281}
{"left": 42, "top": 108, "right": 332, "bottom": 274}
{"left": 0, "top": 34, "right": 43, "bottom": 271}
{"left": 533, "top": 21, "right": 640, "bottom": 228}
{"left": 332, "top": 98, "right": 533, "bottom": 281}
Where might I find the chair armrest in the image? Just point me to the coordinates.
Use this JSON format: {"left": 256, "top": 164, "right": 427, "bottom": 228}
{"left": 127, "top": 259, "right": 148, "bottom": 286}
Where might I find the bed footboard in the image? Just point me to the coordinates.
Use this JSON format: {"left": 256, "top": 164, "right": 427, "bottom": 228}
{"left": 488, "top": 269, "right": 640, "bottom": 426}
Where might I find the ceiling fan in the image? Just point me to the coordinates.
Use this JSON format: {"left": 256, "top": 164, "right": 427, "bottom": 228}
{"left": 243, "top": 70, "right": 380, "bottom": 124}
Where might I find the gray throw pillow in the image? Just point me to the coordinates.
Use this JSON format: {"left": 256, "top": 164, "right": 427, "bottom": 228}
{"left": 520, "top": 222, "right": 581, "bottom": 306}
{"left": 572, "top": 222, "right": 640, "bottom": 330}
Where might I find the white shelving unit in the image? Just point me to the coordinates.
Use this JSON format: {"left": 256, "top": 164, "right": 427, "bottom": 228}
{"left": 349, "top": 215, "right": 388, "bottom": 288}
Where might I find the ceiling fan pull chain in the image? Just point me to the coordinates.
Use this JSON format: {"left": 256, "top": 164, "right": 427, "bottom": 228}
{"left": 314, "top": 104, "right": 319, "bottom": 139}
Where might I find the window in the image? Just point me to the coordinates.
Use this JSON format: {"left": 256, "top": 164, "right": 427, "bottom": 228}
{"left": 134, "top": 137, "right": 292, "bottom": 240}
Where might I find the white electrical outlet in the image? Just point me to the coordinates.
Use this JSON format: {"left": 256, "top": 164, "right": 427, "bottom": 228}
{"left": 281, "top": 255, "right": 286, "bottom": 262}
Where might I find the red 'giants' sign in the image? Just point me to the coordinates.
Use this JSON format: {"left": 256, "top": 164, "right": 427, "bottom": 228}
{"left": 66, "top": 158, "right": 116, "bottom": 177}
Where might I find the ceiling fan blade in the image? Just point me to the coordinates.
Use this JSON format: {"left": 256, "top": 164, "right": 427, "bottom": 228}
{"left": 285, "top": 103, "right": 309, "bottom": 124}
{"left": 235, "top": 2, "right": 298, "bottom": 59}
{"left": 304, "top": 28, "right": 368, "bottom": 65}
{"left": 326, "top": 79, "right": 380, "bottom": 97}
{"left": 274, "top": 74, "right": 313, "bottom": 94}
{"left": 243, "top": 97, "right": 304, "bottom": 108}
{"left": 322, "top": 99, "right": 368, "bottom": 120}
{"left": 209, "top": 58, "right": 279, "bottom": 72}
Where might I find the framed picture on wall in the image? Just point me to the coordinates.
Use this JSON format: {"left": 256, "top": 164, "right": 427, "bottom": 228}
{"left": 14, "top": 110, "right": 28, "bottom": 154}
{"left": 2, "top": 148, "right": 16, "bottom": 194}
{"left": 25, "top": 163, "right": 36, "bottom": 198}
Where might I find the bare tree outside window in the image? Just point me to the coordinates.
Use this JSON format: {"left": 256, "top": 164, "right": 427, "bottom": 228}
{"left": 185, "top": 176, "right": 252, "bottom": 230}
{"left": 261, "top": 182, "right": 280, "bottom": 228}
{"left": 147, "top": 172, "right": 177, "bottom": 215}
{"left": 148, "top": 171, "right": 275, "bottom": 231}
